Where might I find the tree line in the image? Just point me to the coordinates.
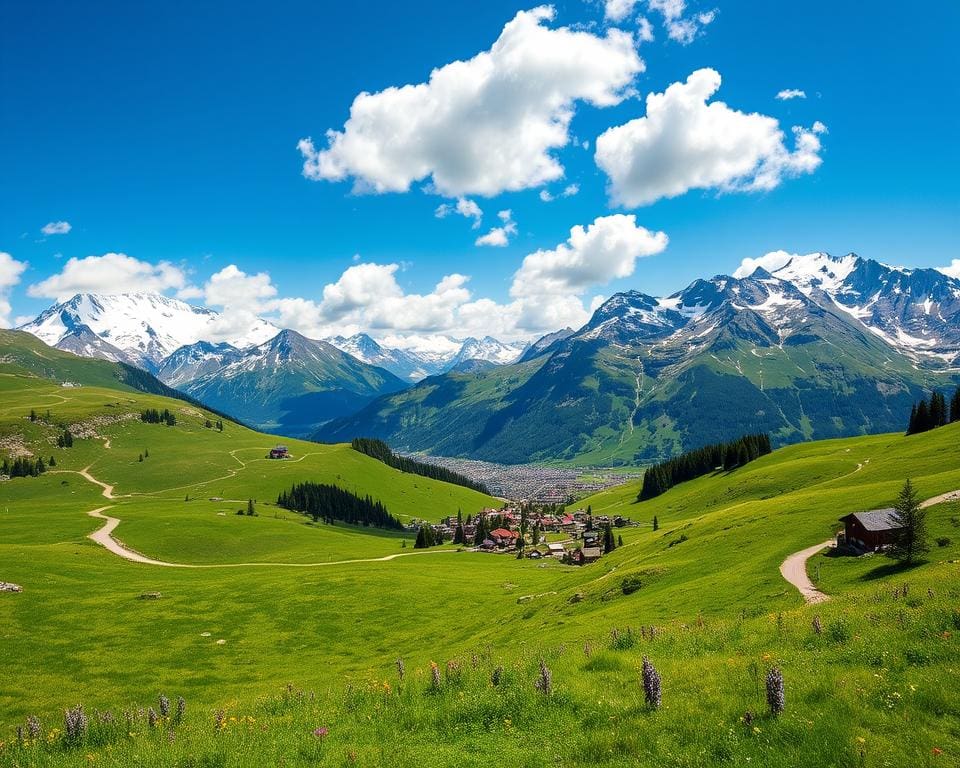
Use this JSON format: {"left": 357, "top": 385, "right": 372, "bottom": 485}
{"left": 350, "top": 437, "right": 489, "bottom": 494}
{"left": 638, "top": 433, "right": 773, "bottom": 501}
{"left": 140, "top": 408, "right": 177, "bottom": 426}
{"left": 2, "top": 456, "right": 48, "bottom": 477}
{"left": 276, "top": 481, "right": 403, "bottom": 530}
{"left": 906, "top": 386, "right": 960, "bottom": 435}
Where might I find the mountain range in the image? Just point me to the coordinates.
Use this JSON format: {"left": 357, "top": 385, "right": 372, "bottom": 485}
{"left": 17, "top": 293, "right": 528, "bottom": 436}
{"left": 318, "top": 253, "right": 960, "bottom": 464}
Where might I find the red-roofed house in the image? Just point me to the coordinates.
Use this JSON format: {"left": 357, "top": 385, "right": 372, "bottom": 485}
{"left": 489, "top": 528, "right": 519, "bottom": 547}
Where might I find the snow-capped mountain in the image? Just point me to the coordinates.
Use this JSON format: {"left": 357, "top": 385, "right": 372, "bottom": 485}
{"left": 450, "top": 336, "right": 526, "bottom": 368}
{"left": 767, "top": 253, "right": 960, "bottom": 366}
{"left": 19, "top": 293, "right": 278, "bottom": 372}
{"left": 180, "top": 329, "right": 406, "bottom": 436}
{"left": 327, "top": 333, "right": 446, "bottom": 382}
{"left": 156, "top": 341, "right": 243, "bottom": 388}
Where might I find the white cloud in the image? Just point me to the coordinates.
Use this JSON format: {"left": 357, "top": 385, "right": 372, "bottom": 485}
{"left": 637, "top": 16, "right": 655, "bottom": 42}
{"left": 648, "top": 0, "right": 715, "bottom": 44}
{"left": 937, "top": 259, "right": 960, "bottom": 279}
{"left": 776, "top": 88, "right": 807, "bottom": 100}
{"left": 476, "top": 210, "right": 518, "bottom": 247}
{"left": 298, "top": 6, "right": 643, "bottom": 197}
{"left": 539, "top": 183, "right": 580, "bottom": 202}
{"left": 27, "top": 253, "right": 190, "bottom": 302}
{"left": 605, "top": 0, "right": 638, "bottom": 22}
{"left": 511, "top": 214, "right": 667, "bottom": 299}
{"left": 435, "top": 197, "right": 484, "bottom": 228}
{"left": 732, "top": 250, "right": 797, "bottom": 278}
{"left": 0, "top": 252, "right": 29, "bottom": 327}
{"left": 41, "top": 221, "right": 72, "bottom": 236}
{"left": 595, "top": 68, "right": 827, "bottom": 207}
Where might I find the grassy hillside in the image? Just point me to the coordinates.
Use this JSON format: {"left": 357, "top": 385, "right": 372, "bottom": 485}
{"left": 1, "top": 357, "right": 958, "bottom": 766}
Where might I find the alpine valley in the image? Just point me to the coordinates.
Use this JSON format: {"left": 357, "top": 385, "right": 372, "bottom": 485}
{"left": 318, "top": 253, "right": 960, "bottom": 464}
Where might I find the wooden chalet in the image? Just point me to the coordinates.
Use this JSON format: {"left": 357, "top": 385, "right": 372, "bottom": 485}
{"left": 838, "top": 508, "right": 903, "bottom": 552}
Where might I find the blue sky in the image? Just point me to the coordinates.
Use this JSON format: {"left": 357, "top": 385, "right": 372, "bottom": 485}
{"left": 1, "top": 0, "right": 957, "bottom": 343}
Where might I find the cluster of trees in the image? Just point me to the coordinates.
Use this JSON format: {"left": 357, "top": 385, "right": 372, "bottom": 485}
{"left": 204, "top": 418, "right": 224, "bottom": 431}
{"left": 2, "top": 456, "right": 47, "bottom": 477}
{"left": 639, "top": 433, "right": 773, "bottom": 501}
{"left": 906, "top": 387, "right": 960, "bottom": 435}
{"left": 601, "top": 524, "right": 618, "bottom": 554}
{"left": 414, "top": 525, "right": 441, "bottom": 549}
{"left": 140, "top": 408, "right": 177, "bottom": 426}
{"left": 350, "top": 438, "right": 489, "bottom": 494}
{"left": 276, "top": 481, "right": 403, "bottom": 530}
{"left": 56, "top": 430, "right": 74, "bottom": 448}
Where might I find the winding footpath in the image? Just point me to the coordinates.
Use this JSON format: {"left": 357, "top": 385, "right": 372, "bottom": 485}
{"left": 65, "top": 466, "right": 458, "bottom": 569}
{"left": 780, "top": 487, "right": 960, "bottom": 604}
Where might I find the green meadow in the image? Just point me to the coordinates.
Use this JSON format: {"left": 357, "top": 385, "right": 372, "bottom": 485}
{"left": 1, "top": 372, "right": 959, "bottom": 767}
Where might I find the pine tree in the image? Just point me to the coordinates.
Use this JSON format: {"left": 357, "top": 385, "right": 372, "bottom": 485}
{"left": 247, "top": 499, "right": 256, "bottom": 516}
{"left": 49, "top": 455, "right": 56, "bottom": 466}
{"left": 907, "top": 403, "right": 918, "bottom": 434}
{"left": 930, "top": 391, "right": 947, "bottom": 428}
{"left": 887, "top": 479, "right": 930, "bottom": 565}
{"left": 453, "top": 522, "right": 465, "bottom": 545}
{"left": 618, "top": 534, "right": 623, "bottom": 547}
{"left": 950, "top": 387, "right": 960, "bottom": 423}
{"left": 603, "top": 525, "right": 616, "bottom": 553}
{"left": 652, "top": 515, "right": 659, "bottom": 531}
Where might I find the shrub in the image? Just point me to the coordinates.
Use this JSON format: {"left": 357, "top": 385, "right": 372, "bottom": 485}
{"left": 621, "top": 576, "right": 643, "bottom": 595}
{"left": 936, "top": 537, "right": 951, "bottom": 547}
{"left": 827, "top": 619, "right": 851, "bottom": 644}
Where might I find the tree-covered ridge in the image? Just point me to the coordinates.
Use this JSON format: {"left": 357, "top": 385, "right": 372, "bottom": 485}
{"left": 906, "top": 386, "right": 960, "bottom": 435}
{"left": 276, "top": 481, "right": 403, "bottom": 530}
{"left": 350, "top": 437, "right": 489, "bottom": 494}
{"left": 638, "top": 433, "right": 772, "bottom": 501}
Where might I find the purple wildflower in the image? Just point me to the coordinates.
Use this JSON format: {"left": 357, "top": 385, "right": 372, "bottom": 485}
{"left": 491, "top": 665, "right": 503, "bottom": 687}
{"left": 158, "top": 695, "right": 170, "bottom": 718}
{"left": 64, "top": 705, "right": 87, "bottom": 742}
{"left": 641, "top": 656, "right": 662, "bottom": 709}
{"left": 534, "top": 659, "right": 552, "bottom": 696}
{"left": 148, "top": 707, "right": 158, "bottom": 728}
{"left": 313, "top": 726, "right": 329, "bottom": 739}
{"left": 766, "top": 667, "right": 785, "bottom": 715}
{"left": 396, "top": 657, "right": 405, "bottom": 682}
{"left": 26, "top": 716, "right": 41, "bottom": 740}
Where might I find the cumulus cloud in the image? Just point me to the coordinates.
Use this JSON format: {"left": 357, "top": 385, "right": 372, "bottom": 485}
{"left": 604, "top": 0, "right": 638, "bottom": 22}
{"left": 435, "top": 197, "right": 484, "bottom": 228}
{"left": 938, "top": 259, "right": 960, "bottom": 279}
{"left": 595, "top": 68, "right": 827, "bottom": 207}
{"left": 511, "top": 214, "right": 667, "bottom": 299}
{"left": 648, "top": 0, "right": 716, "bottom": 44}
{"left": 539, "top": 183, "right": 580, "bottom": 202}
{"left": 0, "top": 252, "right": 29, "bottom": 327}
{"left": 41, "top": 221, "right": 72, "bottom": 236}
{"left": 27, "top": 253, "right": 190, "bottom": 302}
{"left": 298, "top": 6, "right": 643, "bottom": 197}
{"left": 637, "top": 16, "right": 655, "bottom": 42}
{"left": 476, "top": 210, "right": 517, "bottom": 247}
{"left": 732, "top": 250, "right": 797, "bottom": 278}
{"left": 776, "top": 88, "right": 807, "bottom": 100}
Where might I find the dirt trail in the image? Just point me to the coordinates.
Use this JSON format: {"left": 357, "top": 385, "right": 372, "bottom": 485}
{"left": 780, "top": 487, "right": 960, "bottom": 604}
{"left": 84, "top": 505, "right": 458, "bottom": 569}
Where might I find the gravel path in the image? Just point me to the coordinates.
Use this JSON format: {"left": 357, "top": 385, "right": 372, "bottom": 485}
{"left": 781, "top": 488, "right": 960, "bottom": 603}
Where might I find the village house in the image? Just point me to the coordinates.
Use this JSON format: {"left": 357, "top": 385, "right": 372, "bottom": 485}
{"left": 489, "top": 528, "right": 519, "bottom": 548}
{"left": 268, "top": 445, "right": 289, "bottom": 459}
{"left": 546, "top": 542, "right": 566, "bottom": 559}
{"left": 838, "top": 509, "right": 904, "bottom": 552}
{"left": 581, "top": 546, "right": 602, "bottom": 564}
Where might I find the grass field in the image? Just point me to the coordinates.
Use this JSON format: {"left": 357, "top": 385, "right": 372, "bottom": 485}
{"left": 1, "top": 368, "right": 959, "bottom": 767}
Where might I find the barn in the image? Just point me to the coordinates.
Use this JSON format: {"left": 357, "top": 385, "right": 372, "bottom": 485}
{"left": 838, "top": 509, "right": 903, "bottom": 552}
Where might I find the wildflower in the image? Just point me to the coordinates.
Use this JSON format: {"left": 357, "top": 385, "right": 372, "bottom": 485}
{"left": 15, "top": 726, "right": 23, "bottom": 744}
{"left": 933, "top": 747, "right": 943, "bottom": 756}
{"left": 856, "top": 737, "right": 866, "bottom": 745}
{"left": 158, "top": 695, "right": 170, "bottom": 718}
{"left": 583, "top": 642, "right": 592, "bottom": 657}
{"left": 766, "top": 667, "right": 785, "bottom": 716}
{"left": 27, "top": 716, "right": 41, "bottom": 740}
{"left": 471, "top": 653, "right": 479, "bottom": 669}
{"left": 148, "top": 708, "right": 158, "bottom": 729}
{"left": 65, "top": 706, "right": 88, "bottom": 743}
{"left": 812, "top": 615, "right": 822, "bottom": 635}
{"left": 430, "top": 661, "right": 441, "bottom": 689}
{"left": 743, "top": 711, "right": 753, "bottom": 727}
{"left": 214, "top": 709, "right": 225, "bottom": 731}
{"left": 535, "top": 659, "right": 552, "bottom": 696}
{"left": 313, "top": 726, "right": 329, "bottom": 739}
{"left": 396, "top": 657, "right": 405, "bottom": 682}
{"left": 175, "top": 696, "right": 186, "bottom": 722}
{"left": 641, "top": 656, "right": 661, "bottom": 709}
{"left": 491, "top": 665, "right": 503, "bottom": 687}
